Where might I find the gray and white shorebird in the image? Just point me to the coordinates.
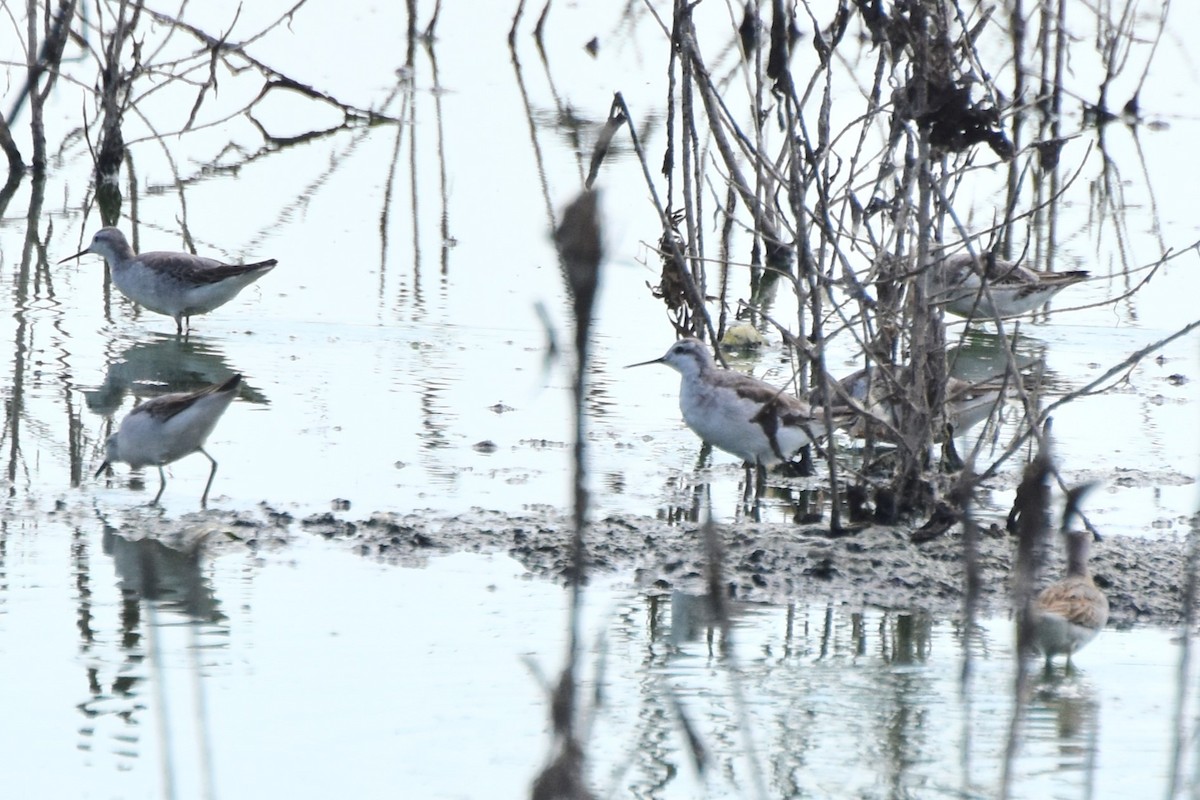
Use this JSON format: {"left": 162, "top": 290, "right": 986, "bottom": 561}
{"left": 931, "top": 252, "right": 1089, "bottom": 319}
{"left": 97, "top": 374, "right": 242, "bottom": 506}
{"left": 817, "top": 366, "right": 1008, "bottom": 441}
{"left": 1031, "top": 529, "right": 1109, "bottom": 669}
{"left": 627, "top": 338, "right": 841, "bottom": 468}
{"left": 60, "top": 228, "right": 277, "bottom": 334}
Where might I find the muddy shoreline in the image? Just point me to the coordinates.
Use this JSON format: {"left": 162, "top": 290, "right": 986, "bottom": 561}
{"left": 289, "top": 508, "right": 1190, "bottom": 629}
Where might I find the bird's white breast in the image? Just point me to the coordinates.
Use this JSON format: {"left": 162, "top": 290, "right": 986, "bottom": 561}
{"left": 678, "top": 376, "right": 783, "bottom": 465}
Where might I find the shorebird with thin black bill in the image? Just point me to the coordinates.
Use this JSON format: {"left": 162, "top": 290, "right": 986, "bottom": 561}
{"left": 931, "top": 252, "right": 1088, "bottom": 319}
{"left": 627, "top": 339, "right": 844, "bottom": 488}
{"left": 1031, "top": 529, "right": 1109, "bottom": 670}
{"left": 60, "top": 228, "right": 276, "bottom": 334}
{"left": 96, "top": 374, "right": 242, "bottom": 506}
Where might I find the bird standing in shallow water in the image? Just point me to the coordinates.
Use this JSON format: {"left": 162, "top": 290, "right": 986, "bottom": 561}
{"left": 931, "top": 252, "right": 1088, "bottom": 319}
{"left": 60, "top": 228, "right": 276, "bottom": 334}
{"left": 97, "top": 374, "right": 242, "bottom": 506}
{"left": 817, "top": 365, "right": 1008, "bottom": 441}
{"left": 627, "top": 338, "right": 840, "bottom": 470}
{"left": 1032, "top": 529, "right": 1109, "bottom": 670}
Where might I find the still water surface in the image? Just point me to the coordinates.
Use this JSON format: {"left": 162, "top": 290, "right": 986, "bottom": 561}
{"left": 0, "top": 531, "right": 1189, "bottom": 798}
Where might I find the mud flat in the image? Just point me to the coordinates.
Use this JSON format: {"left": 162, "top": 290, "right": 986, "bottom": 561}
{"left": 295, "top": 507, "right": 1190, "bottom": 628}
{"left": 75, "top": 499, "right": 1188, "bottom": 628}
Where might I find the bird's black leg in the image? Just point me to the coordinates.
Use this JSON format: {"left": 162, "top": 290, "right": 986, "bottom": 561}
{"left": 153, "top": 466, "right": 167, "bottom": 504}
{"left": 751, "top": 463, "right": 769, "bottom": 523}
{"left": 200, "top": 447, "right": 218, "bottom": 507}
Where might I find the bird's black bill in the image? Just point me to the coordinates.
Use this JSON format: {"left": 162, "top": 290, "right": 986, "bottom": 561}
{"left": 58, "top": 249, "right": 89, "bottom": 264}
{"left": 624, "top": 357, "right": 664, "bottom": 369}
{"left": 94, "top": 460, "right": 111, "bottom": 479}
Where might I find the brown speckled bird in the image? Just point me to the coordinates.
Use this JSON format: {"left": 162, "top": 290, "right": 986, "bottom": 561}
{"left": 1032, "top": 529, "right": 1108, "bottom": 669}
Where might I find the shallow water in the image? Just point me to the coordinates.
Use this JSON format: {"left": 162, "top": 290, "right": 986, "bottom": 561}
{"left": 0, "top": 1, "right": 1198, "bottom": 798}
{"left": 1, "top": 535, "right": 1192, "bottom": 798}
